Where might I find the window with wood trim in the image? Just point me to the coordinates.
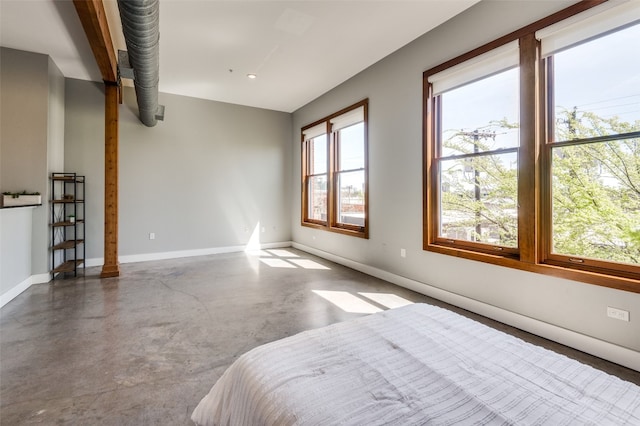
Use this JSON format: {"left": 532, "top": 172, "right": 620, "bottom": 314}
{"left": 424, "top": 1, "right": 640, "bottom": 291}
{"left": 539, "top": 8, "right": 640, "bottom": 280}
{"left": 302, "top": 100, "right": 368, "bottom": 238}
{"left": 428, "top": 42, "right": 520, "bottom": 256}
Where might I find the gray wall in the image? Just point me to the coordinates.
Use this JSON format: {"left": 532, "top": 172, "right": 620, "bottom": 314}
{"left": 0, "top": 47, "right": 64, "bottom": 275}
{"left": 0, "top": 208, "right": 33, "bottom": 297}
{"left": 64, "top": 80, "right": 292, "bottom": 260}
{"left": 291, "top": 1, "right": 640, "bottom": 352}
{"left": 48, "top": 57, "right": 66, "bottom": 179}
{"left": 0, "top": 48, "right": 48, "bottom": 192}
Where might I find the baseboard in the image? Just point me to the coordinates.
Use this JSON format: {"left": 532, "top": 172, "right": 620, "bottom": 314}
{"left": 292, "top": 242, "right": 640, "bottom": 372}
{"left": 0, "top": 273, "right": 50, "bottom": 309}
{"left": 86, "top": 241, "right": 293, "bottom": 267}
{"left": 31, "top": 273, "right": 50, "bottom": 284}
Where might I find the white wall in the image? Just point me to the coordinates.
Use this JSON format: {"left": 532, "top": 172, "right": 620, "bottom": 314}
{"left": 0, "top": 48, "right": 65, "bottom": 301}
{"left": 0, "top": 208, "right": 33, "bottom": 305}
{"left": 0, "top": 47, "right": 54, "bottom": 275}
{"left": 64, "top": 80, "right": 292, "bottom": 261}
{"left": 291, "top": 0, "right": 640, "bottom": 357}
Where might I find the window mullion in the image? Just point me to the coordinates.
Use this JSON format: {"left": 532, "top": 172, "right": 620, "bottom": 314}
{"left": 425, "top": 92, "right": 439, "bottom": 248}
{"left": 328, "top": 127, "right": 337, "bottom": 228}
{"left": 301, "top": 140, "right": 309, "bottom": 222}
{"left": 538, "top": 55, "right": 552, "bottom": 265}
{"left": 518, "top": 33, "right": 539, "bottom": 264}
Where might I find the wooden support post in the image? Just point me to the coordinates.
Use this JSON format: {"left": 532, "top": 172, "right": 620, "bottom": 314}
{"left": 101, "top": 82, "right": 120, "bottom": 278}
{"left": 73, "top": 0, "right": 121, "bottom": 277}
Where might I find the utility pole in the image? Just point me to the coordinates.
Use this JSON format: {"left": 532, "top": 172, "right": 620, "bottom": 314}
{"left": 458, "top": 129, "right": 496, "bottom": 242}
{"left": 557, "top": 106, "right": 579, "bottom": 139}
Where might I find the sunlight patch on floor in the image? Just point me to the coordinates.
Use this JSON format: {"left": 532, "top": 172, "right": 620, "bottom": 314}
{"left": 358, "top": 292, "right": 413, "bottom": 309}
{"left": 288, "top": 259, "right": 330, "bottom": 270}
{"left": 259, "top": 258, "right": 297, "bottom": 268}
{"left": 246, "top": 248, "right": 331, "bottom": 270}
{"left": 312, "top": 290, "right": 382, "bottom": 314}
{"left": 266, "top": 249, "right": 299, "bottom": 258}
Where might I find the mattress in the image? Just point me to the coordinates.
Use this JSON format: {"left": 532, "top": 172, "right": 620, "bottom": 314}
{"left": 192, "top": 303, "right": 640, "bottom": 425}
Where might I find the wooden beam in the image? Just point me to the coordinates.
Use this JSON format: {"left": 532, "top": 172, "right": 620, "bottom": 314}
{"left": 73, "top": 0, "right": 118, "bottom": 83}
{"left": 73, "top": 0, "right": 121, "bottom": 276}
{"left": 101, "top": 82, "right": 120, "bottom": 278}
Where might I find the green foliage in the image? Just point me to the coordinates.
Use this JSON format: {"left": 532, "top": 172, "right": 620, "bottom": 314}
{"left": 440, "top": 120, "right": 518, "bottom": 247}
{"left": 2, "top": 190, "right": 41, "bottom": 198}
{"left": 441, "top": 110, "right": 639, "bottom": 265}
{"left": 552, "top": 111, "right": 639, "bottom": 265}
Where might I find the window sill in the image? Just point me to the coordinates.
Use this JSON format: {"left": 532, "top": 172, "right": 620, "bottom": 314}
{"left": 424, "top": 243, "right": 639, "bottom": 294}
{"left": 302, "top": 221, "right": 368, "bottom": 239}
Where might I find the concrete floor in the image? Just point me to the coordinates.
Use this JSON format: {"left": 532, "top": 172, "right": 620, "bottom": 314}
{"left": 1, "top": 248, "right": 638, "bottom": 425}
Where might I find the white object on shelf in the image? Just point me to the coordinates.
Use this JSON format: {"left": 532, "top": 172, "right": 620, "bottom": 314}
{"left": 2, "top": 195, "right": 42, "bottom": 207}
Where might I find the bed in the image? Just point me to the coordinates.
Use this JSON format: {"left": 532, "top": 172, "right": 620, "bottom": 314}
{"left": 192, "top": 303, "right": 640, "bottom": 425}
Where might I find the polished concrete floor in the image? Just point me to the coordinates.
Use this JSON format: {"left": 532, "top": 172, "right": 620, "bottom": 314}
{"left": 1, "top": 248, "right": 638, "bottom": 425}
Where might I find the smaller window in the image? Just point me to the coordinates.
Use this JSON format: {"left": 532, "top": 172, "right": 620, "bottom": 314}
{"left": 301, "top": 100, "right": 369, "bottom": 238}
{"left": 427, "top": 42, "right": 520, "bottom": 256}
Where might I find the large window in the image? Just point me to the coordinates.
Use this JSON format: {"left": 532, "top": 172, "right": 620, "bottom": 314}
{"left": 424, "top": 1, "right": 640, "bottom": 291}
{"left": 429, "top": 42, "right": 519, "bottom": 255}
{"left": 302, "top": 100, "right": 368, "bottom": 238}
{"left": 541, "top": 7, "right": 640, "bottom": 279}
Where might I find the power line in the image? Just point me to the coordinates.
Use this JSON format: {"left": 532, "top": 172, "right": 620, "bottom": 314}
{"left": 571, "top": 93, "right": 640, "bottom": 109}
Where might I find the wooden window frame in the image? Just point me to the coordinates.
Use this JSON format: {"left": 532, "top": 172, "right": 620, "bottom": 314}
{"left": 423, "top": 0, "right": 639, "bottom": 293}
{"left": 302, "top": 99, "right": 369, "bottom": 239}
{"left": 302, "top": 126, "right": 330, "bottom": 227}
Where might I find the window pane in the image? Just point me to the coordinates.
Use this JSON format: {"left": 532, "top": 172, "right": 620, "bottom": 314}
{"left": 551, "top": 139, "right": 640, "bottom": 265}
{"left": 337, "top": 170, "right": 365, "bottom": 227}
{"left": 553, "top": 24, "right": 640, "bottom": 141}
{"left": 308, "top": 175, "right": 327, "bottom": 222}
{"left": 440, "top": 67, "right": 519, "bottom": 157}
{"left": 338, "top": 123, "right": 365, "bottom": 171}
{"left": 311, "top": 134, "right": 327, "bottom": 174}
{"left": 439, "top": 153, "right": 518, "bottom": 247}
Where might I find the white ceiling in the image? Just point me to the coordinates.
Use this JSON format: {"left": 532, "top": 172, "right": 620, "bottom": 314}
{"left": 1, "top": 0, "right": 479, "bottom": 113}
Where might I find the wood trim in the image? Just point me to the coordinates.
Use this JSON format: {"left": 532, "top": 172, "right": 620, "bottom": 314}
{"left": 72, "top": 0, "right": 118, "bottom": 83}
{"left": 101, "top": 82, "right": 120, "bottom": 278}
{"left": 328, "top": 129, "right": 337, "bottom": 229}
{"left": 423, "top": 0, "right": 608, "bottom": 79}
{"left": 423, "top": 82, "right": 435, "bottom": 249}
{"left": 538, "top": 53, "right": 551, "bottom": 263}
{"left": 544, "top": 254, "right": 640, "bottom": 280}
{"left": 362, "top": 100, "right": 370, "bottom": 239}
{"left": 301, "top": 99, "right": 369, "bottom": 133}
{"left": 518, "top": 33, "right": 539, "bottom": 264}
{"left": 301, "top": 137, "right": 309, "bottom": 225}
{"left": 422, "top": 0, "right": 638, "bottom": 292}
{"left": 301, "top": 99, "right": 369, "bottom": 239}
{"left": 426, "top": 243, "right": 639, "bottom": 294}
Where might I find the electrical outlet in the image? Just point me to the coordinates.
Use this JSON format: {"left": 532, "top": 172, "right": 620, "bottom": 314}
{"left": 607, "top": 306, "right": 630, "bottom": 322}
{"left": 400, "top": 248, "right": 406, "bottom": 258}
{"left": 149, "top": 232, "right": 155, "bottom": 240}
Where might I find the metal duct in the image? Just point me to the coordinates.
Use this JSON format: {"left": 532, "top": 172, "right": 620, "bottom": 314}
{"left": 117, "top": 0, "right": 164, "bottom": 127}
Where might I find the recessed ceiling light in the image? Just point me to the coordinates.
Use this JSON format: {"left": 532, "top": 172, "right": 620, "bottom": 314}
{"left": 247, "top": 73, "right": 257, "bottom": 79}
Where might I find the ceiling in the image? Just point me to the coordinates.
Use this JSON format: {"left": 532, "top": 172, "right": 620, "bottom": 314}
{"left": 0, "top": 0, "right": 479, "bottom": 113}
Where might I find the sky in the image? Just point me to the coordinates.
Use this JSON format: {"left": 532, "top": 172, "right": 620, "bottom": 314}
{"left": 554, "top": 23, "right": 640, "bottom": 134}
{"left": 440, "top": 22, "right": 640, "bottom": 150}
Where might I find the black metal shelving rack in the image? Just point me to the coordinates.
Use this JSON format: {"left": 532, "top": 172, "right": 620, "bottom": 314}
{"left": 50, "top": 172, "right": 85, "bottom": 279}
